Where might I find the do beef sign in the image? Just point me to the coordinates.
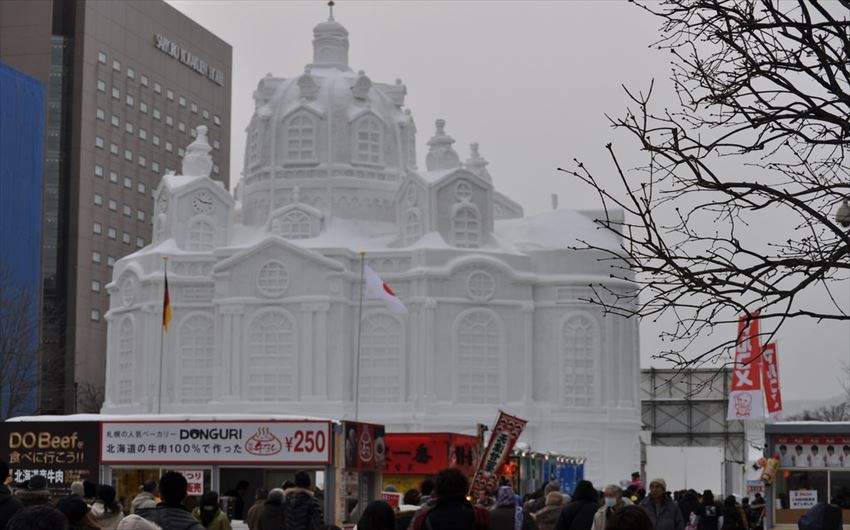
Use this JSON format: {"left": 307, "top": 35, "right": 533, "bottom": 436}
{"left": 0, "top": 421, "right": 100, "bottom": 495}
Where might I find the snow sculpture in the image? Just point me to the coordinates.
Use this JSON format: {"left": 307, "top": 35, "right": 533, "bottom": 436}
{"left": 103, "top": 12, "right": 640, "bottom": 485}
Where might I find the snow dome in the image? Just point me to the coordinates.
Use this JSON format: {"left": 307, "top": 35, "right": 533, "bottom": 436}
{"left": 102, "top": 13, "right": 640, "bottom": 485}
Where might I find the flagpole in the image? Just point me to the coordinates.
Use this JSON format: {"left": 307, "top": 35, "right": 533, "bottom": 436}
{"left": 354, "top": 251, "right": 366, "bottom": 422}
{"left": 158, "top": 256, "right": 168, "bottom": 414}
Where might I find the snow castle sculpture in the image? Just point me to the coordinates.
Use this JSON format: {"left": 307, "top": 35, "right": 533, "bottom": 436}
{"left": 102, "top": 13, "right": 640, "bottom": 484}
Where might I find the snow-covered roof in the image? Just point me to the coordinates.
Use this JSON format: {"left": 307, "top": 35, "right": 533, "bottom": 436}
{"left": 495, "top": 208, "right": 622, "bottom": 251}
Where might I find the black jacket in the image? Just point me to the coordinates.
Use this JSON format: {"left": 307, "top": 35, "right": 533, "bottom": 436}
{"left": 260, "top": 500, "right": 285, "bottom": 530}
{"left": 282, "top": 488, "right": 323, "bottom": 530}
{"left": 491, "top": 505, "right": 537, "bottom": 530}
{"left": 418, "top": 497, "right": 475, "bottom": 530}
{"left": 555, "top": 500, "right": 597, "bottom": 530}
{"left": 0, "top": 485, "right": 22, "bottom": 529}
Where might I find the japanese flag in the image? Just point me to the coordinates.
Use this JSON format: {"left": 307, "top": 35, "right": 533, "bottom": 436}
{"left": 364, "top": 265, "right": 408, "bottom": 314}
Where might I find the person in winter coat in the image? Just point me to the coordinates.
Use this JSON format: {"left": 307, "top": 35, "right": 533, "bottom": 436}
{"left": 533, "top": 492, "right": 565, "bottom": 530}
{"left": 139, "top": 472, "right": 204, "bottom": 530}
{"left": 555, "top": 480, "right": 598, "bottom": 530}
{"left": 0, "top": 459, "right": 23, "bottom": 528}
{"left": 57, "top": 495, "right": 102, "bottom": 530}
{"left": 678, "top": 491, "right": 701, "bottom": 526}
{"left": 16, "top": 474, "right": 52, "bottom": 507}
{"left": 490, "top": 485, "right": 537, "bottom": 530}
{"left": 719, "top": 497, "right": 744, "bottom": 530}
{"left": 117, "top": 515, "right": 163, "bottom": 530}
{"left": 529, "top": 482, "right": 562, "bottom": 515}
{"left": 592, "top": 485, "right": 633, "bottom": 530}
{"left": 7, "top": 505, "right": 69, "bottom": 530}
{"left": 192, "top": 491, "right": 231, "bottom": 530}
{"left": 282, "top": 472, "right": 323, "bottom": 530}
{"left": 605, "top": 506, "right": 653, "bottom": 530}
{"left": 260, "top": 489, "right": 286, "bottom": 530}
{"left": 132, "top": 481, "right": 160, "bottom": 514}
{"left": 357, "top": 500, "right": 396, "bottom": 530}
{"left": 245, "top": 489, "right": 268, "bottom": 530}
{"left": 91, "top": 485, "right": 124, "bottom": 530}
{"left": 638, "top": 479, "right": 684, "bottom": 530}
{"left": 409, "top": 468, "right": 489, "bottom": 530}
{"left": 697, "top": 491, "right": 720, "bottom": 530}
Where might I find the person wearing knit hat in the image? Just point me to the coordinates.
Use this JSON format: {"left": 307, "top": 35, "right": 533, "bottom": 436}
{"left": 56, "top": 495, "right": 96, "bottom": 530}
{"left": 638, "top": 478, "right": 684, "bottom": 530}
{"left": 70, "top": 482, "right": 85, "bottom": 497}
{"left": 15, "top": 475, "right": 51, "bottom": 507}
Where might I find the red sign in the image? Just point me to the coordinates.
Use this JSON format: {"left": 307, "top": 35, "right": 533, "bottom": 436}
{"left": 383, "top": 433, "right": 479, "bottom": 476}
{"left": 381, "top": 491, "right": 402, "bottom": 510}
{"left": 178, "top": 470, "right": 204, "bottom": 495}
{"left": 343, "top": 421, "right": 386, "bottom": 471}
{"left": 469, "top": 411, "right": 527, "bottom": 498}
{"left": 727, "top": 315, "right": 764, "bottom": 420}
{"left": 761, "top": 342, "right": 782, "bottom": 415}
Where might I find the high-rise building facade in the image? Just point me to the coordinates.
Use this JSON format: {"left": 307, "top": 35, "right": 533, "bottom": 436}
{"left": 0, "top": 0, "right": 231, "bottom": 413}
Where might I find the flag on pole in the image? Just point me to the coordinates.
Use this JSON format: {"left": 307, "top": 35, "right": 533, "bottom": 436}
{"left": 727, "top": 314, "right": 764, "bottom": 420}
{"left": 469, "top": 411, "right": 528, "bottom": 499}
{"left": 162, "top": 268, "right": 172, "bottom": 332}
{"left": 761, "top": 342, "right": 783, "bottom": 418}
{"left": 364, "top": 264, "right": 408, "bottom": 314}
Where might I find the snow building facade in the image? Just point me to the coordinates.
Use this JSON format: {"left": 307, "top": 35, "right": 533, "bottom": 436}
{"left": 102, "top": 14, "right": 640, "bottom": 485}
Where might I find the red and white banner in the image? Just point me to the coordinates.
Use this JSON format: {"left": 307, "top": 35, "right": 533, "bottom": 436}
{"left": 469, "top": 411, "right": 527, "bottom": 499}
{"left": 727, "top": 315, "right": 764, "bottom": 420}
{"left": 761, "top": 342, "right": 783, "bottom": 417}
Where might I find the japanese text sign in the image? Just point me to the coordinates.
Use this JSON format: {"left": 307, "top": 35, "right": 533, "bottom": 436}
{"left": 727, "top": 315, "right": 764, "bottom": 420}
{"left": 761, "top": 343, "right": 783, "bottom": 416}
{"left": 178, "top": 470, "right": 204, "bottom": 495}
{"left": 789, "top": 490, "right": 818, "bottom": 509}
{"left": 469, "top": 411, "right": 527, "bottom": 498}
{"left": 343, "top": 421, "right": 386, "bottom": 471}
{"left": 383, "top": 433, "right": 478, "bottom": 476}
{"left": 101, "top": 421, "right": 332, "bottom": 464}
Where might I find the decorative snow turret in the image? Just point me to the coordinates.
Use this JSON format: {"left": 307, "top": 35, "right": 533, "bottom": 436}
{"left": 182, "top": 125, "right": 213, "bottom": 177}
{"left": 425, "top": 119, "right": 460, "bottom": 171}
{"left": 464, "top": 142, "right": 492, "bottom": 184}
{"left": 312, "top": 10, "right": 350, "bottom": 69}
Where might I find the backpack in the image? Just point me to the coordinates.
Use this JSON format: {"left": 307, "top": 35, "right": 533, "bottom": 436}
{"left": 798, "top": 503, "right": 842, "bottom": 530}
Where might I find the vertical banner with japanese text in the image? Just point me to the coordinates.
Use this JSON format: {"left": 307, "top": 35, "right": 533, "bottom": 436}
{"left": 761, "top": 342, "right": 783, "bottom": 418}
{"left": 469, "top": 411, "right": 527, "bottom": 499}
{"left": 727, "top": 315, "right": 764, "bottom": 420}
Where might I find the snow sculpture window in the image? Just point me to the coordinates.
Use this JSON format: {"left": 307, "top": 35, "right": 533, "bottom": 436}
{"left": 455, "top": 181, "right": 473, "bottom": 202}
{"left": 247, "top": 311, "right": 296, "bottom": 401}
{"left": 257, "top": 261, "right": 289, "bottom": 297}
{"left": 403, "top": 209, "right": 421, "bottom": 246}
{"left": 187, "top": 218, "right": 215, "bottom": 251}
{"left": 456, "top": 310, "right": 501, "bottom": 403}
{"left": 248, "top": 128, "right": 260, "bottom": 167}
{"left": 355, "top": 117, "right": 382, "bottom": 164}
{"left": 361, "top": 314, "right": 402, "bottom": 403}
{"left": 452, "top": 206, "right": 481, "bottom": 249}
{"left": 562, "top": 315, "right": 597, "bottom": 407}
{"left": 179, "top": 315, "right": 215, "bottom": 403}
{"left": 467, "top": 271, "right": 495, "bottom": 301}
{"left": 278, "top": 210, "right": 313, "bottom": 239}
{"left": 285, "top": 112, "right": 315, "bottom": 161}
{"left": 117, "top": 317, "right": 134, "bottom": 404}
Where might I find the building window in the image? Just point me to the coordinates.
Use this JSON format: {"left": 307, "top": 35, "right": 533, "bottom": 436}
{"left": 151, "top": 161, "right": 160, "bottom": 173}
{"left": 94, "top": 193, "right": 103, "bottom": 206}
{"left": 117, "top": 317, "right": 134, "bottom": 403}
{"left": 179, "top": 315, "right": 215, "bottom": 403}
{"left": 456, "top": 310, "right": 502, "bottom": 403}
{"left": 91, "top": 280, "right": 101, "bottom": 292}
{"left": 92, "top": 251, "right": 102, "bottom": 263}
{"left": 111, "top": 115, "right": 119, "bottom": 128}
{"left": 137, "top": 183, "right": 146, "bottom": 195}
{"left": 122, "top": 232, "right": 130, "bottom": 244}
{"left": 107, "top": 227, "right": 116, "bottom": 239}
{"left": 124, "top": 149, "right": 133, "bottom": 162}
{"left": 96, "top": 80, "right": 106, "bottom": 92}
{"left": 178, "top": 147, "right": 185, "bottom": 157}
{"left": 191, "top": 102, "right": 198, "bottom": 114}
{"left": 153, "top": 108, "right": 161, "bottom": 120}
{"left": 284, "top": 112, "right": 315, "bottom": 161}
{"left": 355, "top": 117, "right": 382, "bottom": 164}
{"left": 165, "top": 141, "right": 173, "bottom": 153}
{"left": 203, "top": 109, "right": 210, "bottom": 120}
{"left": 277, "top": 211, "right": 312, "bottom": 239}
{"left": 108, "top": 199, "right": 117, "bottom": 211}
{"left": 112, "top": 59, "right": 120, "bottom": 72}
{"left": 107, "top": 256, "right": 116, "bottom": 267}
{"left": 153, "top": 135, "right": 160, "bottom": 146}
{"left": 139, "top": 101, "right": 148, "bottom": 114}
{"left": 190, "top": 128, "right": 197, "bottom": 139}
{"left": 96, "top": 108, "right": 105, "bottom": 121}
{"left": 360, "top": 314, "right": 403, "bottom": 403}
{"left": 141, "top": 74, "right": 148, "bottom": 87}
{"left": 136, "top": 237, "right": 144, "bottom": 248}
{"left": 165, "top": 115, "right": 173, "bottom": 127}
{"left": 123, "top": 177, "right": 132, "bottom": 189}
{"left": 126, "top": 94, "right": 134, "bottom": 107}
{"left": 213, "top": 114, "right": 221, "bottom": 126}
{"left": 95, "top": 165, "right": 104, "bottom": 177}
{"left": 137, "top": 210, "right": 145, "bottom": 222}
{"left": 562, "top": 315, "right": 597, "bottom": 407}
{"left": 452, "top": 206, "right": 481, "bottom": 249}
{"left": 138, "top": 155, "right": 146, "bottom": 167}
{"left": 139, "top": 128, "right": 147, "bottom": 140}
{"left": 179, "top": 96, "right": 186, "bottom": 107}
{"left": 154, "top": 82, "right": 161, "bottom": 94}
{"left": 187, "top": 218, "right": 215, "bottom": 251}
{"left": 213, "top": 139, "right": 220, "bottom": 150}
{"left": 178, "top": 121, "right": 186, "bottom": 133}
{"left": 90, "top": 309, "right": 100, "bottom": 321}
{"left": 455, "top": 181, "right": 473, "bottom": 202}
{"left": 125, "top": 122, "right": 133, "bottom": 135}
{"left": 95, "top": 136, "right": 104, "bottom": 149}
{"left": 257, "top": 261, "right": 289, "bottom": 297}
{"left": 110, "top": 143, "right": 119, "bottom": 155}
{"left": 97, "top": 51, "right": 107, "bottom": 64}
{"left": 112, "top": 87, "right": 120, "bottom": 100}
{"left": 127, "top": 67, "right": 135, "bottom": 79}
{"left": 123, "top": 205, "right": 131, "bottom": 217}
{"left": 109, "top": 171, "right": 118, "bottom": 183}
{"left": 166, "top": 89, "right": 174, "bottom": 101}
{"left": 93, "top": 222, "right": 102, "bottom": 235}
{"left": 247, "top": 311, "right": 296, "bottom": 401}
{"left": 467, "top": 271, "right": 496, "bottom": 301}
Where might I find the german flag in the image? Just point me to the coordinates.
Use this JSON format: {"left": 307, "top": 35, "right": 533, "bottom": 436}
{"left": 162, "top": 268, "right": 172, "bottom": 332}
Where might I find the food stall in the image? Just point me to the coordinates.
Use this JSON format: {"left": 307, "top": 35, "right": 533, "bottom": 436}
{"left": 338, "top": 421, "right": 386, "bottom": 526}
{"left": 381, "top": 433, "right": 479, "bottom": 493}
{"left": 502, "top": 450, "right": 585, "bottom": 496}
{"left": 763, "top": 423, "right": 850, "bottom": 530}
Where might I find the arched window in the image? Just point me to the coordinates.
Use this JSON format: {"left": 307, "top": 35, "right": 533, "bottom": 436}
{"left": 117, "top": 317, "right": 134, "bottom": 404}
{"left": 355, "top": 117, "right": 382, "bottom": 164}
{"left": 361, "top": 314, "right": 403, "bottom": 403}
{"left": 247, "top": 311, "right": 296, "bottom": 401}
{"left": 456, "top": 310, "right": 501, "bottom": 403}
{"left": 285, "top": 112, "right": 316, "bottom": 161}
{"left": 179, "top": 315, "right": 215, "bottom": 403}
{"left": 403, "top": 209, "right": 421, "bottom": 246}
{"left": 187, "top": 218, "right": 215, "bottom": 251}
{"left": 562, "top": 315, "right": 597, "bottom": 407}
{"left": 452, "top": 206, "right": 480, "bottom": 249}
{"left": 278, "top": 210, "right": 313, "bottom": 239}
{"left": 248, "top": 127, "right": 260, "bottom": 166}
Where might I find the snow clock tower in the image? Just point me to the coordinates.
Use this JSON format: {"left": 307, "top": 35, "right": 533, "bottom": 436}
{"left": 102, "top": 11, "right": 641, "bottom": 485}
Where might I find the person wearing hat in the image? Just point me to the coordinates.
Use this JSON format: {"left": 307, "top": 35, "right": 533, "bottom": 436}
{"left": 638, "top": 479, "right": 684, "bottom": 530}
{"left": 56, "top": 495, "right": 99, "bottom": 530}
{"left": 15, "top": 474, "right": 51, "bottom": 507}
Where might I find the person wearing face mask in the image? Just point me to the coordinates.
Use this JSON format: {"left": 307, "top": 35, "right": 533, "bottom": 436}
{"left": 591, "top": 485, "right": 632, "bottom": 530}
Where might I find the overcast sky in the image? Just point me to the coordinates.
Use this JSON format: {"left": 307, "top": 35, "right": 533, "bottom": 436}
{"left": 167, "top": 0, "right": 849, "bottom": 403}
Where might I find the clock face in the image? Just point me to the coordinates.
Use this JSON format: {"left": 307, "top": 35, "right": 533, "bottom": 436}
{"left": 192, "top": 190, "right": 214, "bottom": 214}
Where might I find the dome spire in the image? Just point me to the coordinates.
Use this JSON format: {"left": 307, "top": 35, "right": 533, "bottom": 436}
{"left": 425, "top": 119, "right": 460, "bottom": 171}
{"left": 312, "top": 2, "right": 350, "bottom": 69}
